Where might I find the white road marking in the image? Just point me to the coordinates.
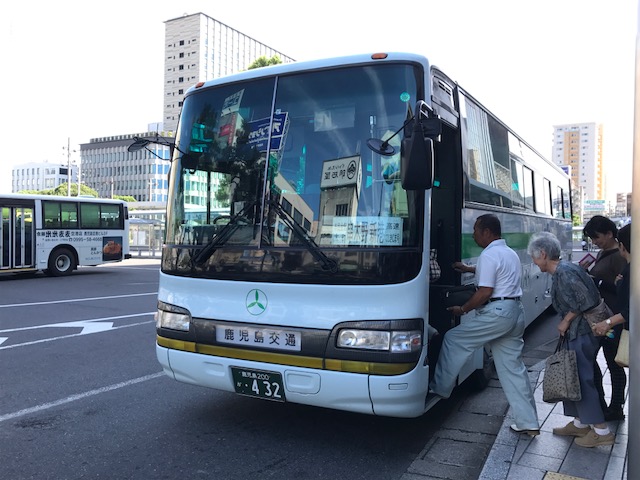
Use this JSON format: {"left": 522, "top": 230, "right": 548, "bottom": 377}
{"left": 0, "top": 313, "right": 155, "bottom": 333}
{"left": 0, "top": 292, "right": 156, "bottom": 309}
{"left": 0, "top": 313, "right": 155, "bottom": 350}
{"left": 0, "top": 372, "right": 166, "bottom": 423}
{"left": 0, "top": 321, "right": 153, "bottom": 350}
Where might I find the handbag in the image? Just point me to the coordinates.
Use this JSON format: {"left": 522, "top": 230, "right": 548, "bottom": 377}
{"left": 542, "top": 336, "right": 582, "bottom": 403}
{"left": 429, "top": 249, "right": 442, "bottom": 282}
{"left": 442, "top": 284, "right": 476, "bottom": 308}
{"left": 582, "top": 298, "right": 613, "bottom": 335}
{"left": 615, "top": 329, "right": 629, "bottom": 367}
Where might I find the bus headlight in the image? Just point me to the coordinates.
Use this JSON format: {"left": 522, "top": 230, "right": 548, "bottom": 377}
{"left": 156, "top": 301, "right": 191, "bottom": 331}
{"left": 390, "top": 331, "right": 422, "bottom": 352}
{"left": 337, "top": 329, "right": 422, "bottom": 352}
{"left": 338, "top": 329, "right": 390, "bottom": 350}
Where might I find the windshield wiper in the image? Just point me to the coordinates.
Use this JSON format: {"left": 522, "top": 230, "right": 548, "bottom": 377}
{"left": 268, "top": 199, "right": 338, "bottom": 273}
{"left": 191, "top": 202, "right": 255, "bottom": 267}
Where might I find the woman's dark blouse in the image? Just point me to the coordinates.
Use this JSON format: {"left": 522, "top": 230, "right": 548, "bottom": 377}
{"left": 552, "top": 260, "right": 601, "bottom": 341}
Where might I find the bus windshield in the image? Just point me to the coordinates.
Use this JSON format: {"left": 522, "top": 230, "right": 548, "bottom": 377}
{"left": 165, "top": 63, "right": 425, "bottom": 283}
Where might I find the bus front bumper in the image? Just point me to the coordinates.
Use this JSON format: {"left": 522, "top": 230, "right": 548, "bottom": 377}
{"left": 156, "top": 344, "right": 430, "bottom": 418}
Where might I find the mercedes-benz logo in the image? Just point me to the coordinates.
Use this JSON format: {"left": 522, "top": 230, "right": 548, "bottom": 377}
{"left": 246, "top": 289, "right": 267, "bottom": 315}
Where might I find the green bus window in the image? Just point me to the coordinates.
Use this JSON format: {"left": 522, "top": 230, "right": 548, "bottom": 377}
{"left": 60, "top": 203, "right": 78, "bottom": 228}
{"left": 100, "top": 204, "right": 122, "bottom": 229}
{"left": 80, "top": 203, "right": 101, "bottom": 228}
{"left": 43, "top": 202, "right": 61, "bottom": 228}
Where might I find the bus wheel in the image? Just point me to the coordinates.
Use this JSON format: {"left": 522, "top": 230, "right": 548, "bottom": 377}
{"left": 47, "top": 248, "right": 76, "bottom": 276}
{"left": 467, "top": 349, "right": 494, "bottom": 390}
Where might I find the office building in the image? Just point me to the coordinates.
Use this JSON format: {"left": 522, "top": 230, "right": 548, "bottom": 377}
{"left": 616, "top": 192, "right": 631, "bottom": 217}
{"left": 80, "top": 131, "right": 172, "bottom": 201}
{"left": 12, "top": 162, "right": 77, "bottom": 193}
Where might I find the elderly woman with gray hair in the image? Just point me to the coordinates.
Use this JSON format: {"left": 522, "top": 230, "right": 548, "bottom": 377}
{"left": 527, "top": 232, "right": 614, "bottom": 448}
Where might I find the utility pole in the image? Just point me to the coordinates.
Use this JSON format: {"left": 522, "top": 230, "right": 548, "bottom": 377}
{"left": 62, "top": 137, "right": 76, "bottom": 196}
{"left": 66, "top": 137, "right": 71, "bottom": 196}
{"left": 77, "top": 154, "right": 82, "bottom": 196}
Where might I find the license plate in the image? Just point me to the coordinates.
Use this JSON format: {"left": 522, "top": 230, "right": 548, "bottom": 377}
{"left": 231, "top": 367, "right": 286, "bottom": 402}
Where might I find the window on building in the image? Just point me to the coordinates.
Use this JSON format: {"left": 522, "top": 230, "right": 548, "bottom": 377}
{"left": 335, "top": 203, "right": 349, "bottom": 216}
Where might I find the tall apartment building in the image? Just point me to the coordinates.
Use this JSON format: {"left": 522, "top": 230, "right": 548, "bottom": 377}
{"left": 74, "top": 13, "right": 294, "bottom": 202}
{"left": 12, "top": 162, "right": 77, "bottom": 193}
{"left": 163, "top": 12, "right": 295, "bottom": 133}
{"left": 552, "top": 122, "right": 605, "bottom": 219}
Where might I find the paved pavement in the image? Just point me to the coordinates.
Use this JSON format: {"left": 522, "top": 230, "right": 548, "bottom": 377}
{"left": 402, "top": 340, "right": 628, "bottom": 480}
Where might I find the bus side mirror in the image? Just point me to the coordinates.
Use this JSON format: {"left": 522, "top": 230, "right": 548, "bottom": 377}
{"left": 400, "top": 118, "right": 437, "bottom": 190}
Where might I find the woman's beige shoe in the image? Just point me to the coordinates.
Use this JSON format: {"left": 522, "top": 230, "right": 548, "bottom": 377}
{"left": 552, "top": 422, "right": 590, "bottom": 437}
{"left": 575, "top": 430, "right": 615, "bottom": 447}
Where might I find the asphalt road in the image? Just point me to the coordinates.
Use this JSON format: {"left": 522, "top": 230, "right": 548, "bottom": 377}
{"left": 1, "top": 260, "right": 478, "bottom": 480}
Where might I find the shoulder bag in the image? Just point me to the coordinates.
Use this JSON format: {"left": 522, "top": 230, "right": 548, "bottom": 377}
{"left": 582, "top": 298, "right": 613, "bottom": 334}
{"left": 615, "top": 329, "right": 629, "bottom": 367}
{"left": 542, "top": 336, "right": 582, "bottom": 403}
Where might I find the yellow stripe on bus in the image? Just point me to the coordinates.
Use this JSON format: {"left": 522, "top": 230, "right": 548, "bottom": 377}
{"left": 157, "top": 335, "right": 416, "bottom": 375}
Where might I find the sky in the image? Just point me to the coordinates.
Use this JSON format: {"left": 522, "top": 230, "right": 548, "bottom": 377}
{"left": 1, "top": 0, "right": 637, "bottom": 205}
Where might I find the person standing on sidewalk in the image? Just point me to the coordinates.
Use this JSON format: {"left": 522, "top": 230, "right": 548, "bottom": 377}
{"left": 429, "top": 214, "right": 539, "bottom": 436}
{"left": 592, "top": 223, "right": 631, "bottom": 347}
{"left": 527, "top": 231, "right": 614, "bottom": 448}
{"left": 582, "top": 215, "right": 627, "bottom": 421}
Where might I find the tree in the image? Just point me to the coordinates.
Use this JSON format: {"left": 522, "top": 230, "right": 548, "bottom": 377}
{"left": 52, "top": 183, "right": 99, "bottom": 197}
{"left": 572, "top": 214, "right": 582, "bottom": 226}
{"left": 247, "top": 55, "right": 282, "bottom": 70}
{"left": 19, "top": 183, "right": 100, "bottom": 198}
{"left": 113, "top": 195, "right": 136, "bottom": 202}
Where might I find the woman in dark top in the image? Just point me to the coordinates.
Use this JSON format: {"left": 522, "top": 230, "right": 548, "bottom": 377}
{"left": 527, "top": 232, "right": 614, "bottom": 448}
{"left": 592, "top": 223, "right": 631, "bottom": 344}
{"left": 583, "top": 216, "right": 627, "bottom": 420}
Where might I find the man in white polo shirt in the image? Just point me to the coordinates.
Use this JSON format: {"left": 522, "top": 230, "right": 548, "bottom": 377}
{"left": 429, "top": 213, "right": 539, "bottom": 436}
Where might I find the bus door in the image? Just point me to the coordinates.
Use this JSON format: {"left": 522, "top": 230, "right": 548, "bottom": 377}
{"left": 0, "top": 205, "right": 35, "bottom": 270}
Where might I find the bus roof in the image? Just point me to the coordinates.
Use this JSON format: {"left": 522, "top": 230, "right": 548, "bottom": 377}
{"left": 0, "top": 193, "right": 127, "bottom": 205}
{"left": 185, "top": 52, "right": 431, "bottom": 96}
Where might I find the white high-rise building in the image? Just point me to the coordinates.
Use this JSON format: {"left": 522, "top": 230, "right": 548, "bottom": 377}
{"left": 552, "top": 122, "right": 605, "bottom": 219}
{"left": 163, "top": 13, "right": 295, "bottom": 133}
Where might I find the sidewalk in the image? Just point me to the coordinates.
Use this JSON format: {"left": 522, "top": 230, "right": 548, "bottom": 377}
{"left": 480, "top": 351, "right": 628, "bottom": 480}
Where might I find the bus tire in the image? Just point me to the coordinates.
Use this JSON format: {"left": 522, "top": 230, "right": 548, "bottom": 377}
{"left": 47, "top": 248, "right": 77, "bottom": 276}
{"left": 467, "top": 349, "right": 494, "bottom": 390}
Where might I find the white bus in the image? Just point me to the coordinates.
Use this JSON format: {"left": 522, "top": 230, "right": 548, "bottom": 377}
{"left": 1, "top": 194, "right": 131, "bottom": 276}
{"left": 149, "top": 52, "right": 572, "bottom": 418}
